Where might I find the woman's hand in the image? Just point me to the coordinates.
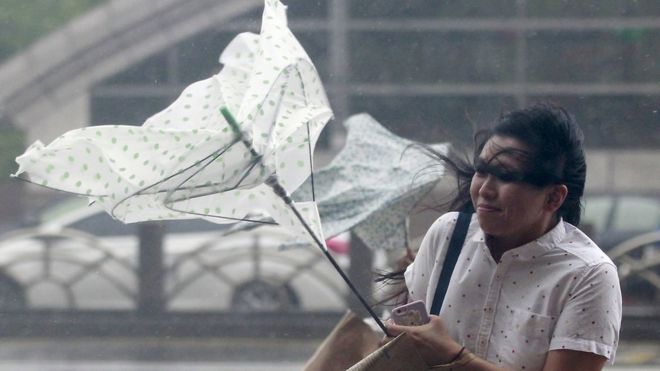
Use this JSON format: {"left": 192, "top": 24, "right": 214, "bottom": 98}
{"left": 385, "top": 315, "right": 463, "bottom": 366}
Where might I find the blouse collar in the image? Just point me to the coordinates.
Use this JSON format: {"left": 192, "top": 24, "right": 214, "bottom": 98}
{"left": 470, "top": 219, "right": 566, "bottom": 261}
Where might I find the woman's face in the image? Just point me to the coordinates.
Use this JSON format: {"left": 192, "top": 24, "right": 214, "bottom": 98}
{"left": 470, "top": 135, "right": 557, "bottom": 248}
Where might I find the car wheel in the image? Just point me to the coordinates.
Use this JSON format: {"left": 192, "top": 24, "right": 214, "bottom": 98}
{"left": 231, "top": 279, "right": 300, "bottom": 312}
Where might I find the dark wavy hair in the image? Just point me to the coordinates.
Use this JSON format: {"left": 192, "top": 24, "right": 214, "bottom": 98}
{"left": 424, "top": 102, "right": 587, "bottom": 225}
{"left": 492, "top": 103, "right": 586, "bottom": 225}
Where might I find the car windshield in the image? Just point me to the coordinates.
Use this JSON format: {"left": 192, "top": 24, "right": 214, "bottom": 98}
{"left": 582, "top": 195, "right": 615, "bottom": 236}
{"left": 611, "top": 195, "right": 660, "bottom": 233}
{"left": 582, "top": 194, "right": 660, "bottom": 238}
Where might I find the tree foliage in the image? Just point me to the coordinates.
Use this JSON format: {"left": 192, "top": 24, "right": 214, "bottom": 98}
{"left": 0, "top": 124, "right": 24, "bottom": 182}
{"left": 0, "top": 0, "right": 106, "bottom": 62}
{"left": 0, "top": 1, "right": 106, "bottom": 183}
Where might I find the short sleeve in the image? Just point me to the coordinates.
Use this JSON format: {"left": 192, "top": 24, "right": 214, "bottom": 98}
{"left": 404, "top": 212, "right": 457, "bottom": 306}
{"left": 549, "top": 262, "right": 622, "bottom": 363}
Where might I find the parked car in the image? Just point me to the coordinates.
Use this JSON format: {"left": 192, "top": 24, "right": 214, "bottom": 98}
{"left": 581, "top": 192, "right": 660, "bottom": 305}
{"left": 580, "top": 192, "right": 660, "bottom": 251}
{"left": 0, "top": 197, "right": 350, "bottom": 312}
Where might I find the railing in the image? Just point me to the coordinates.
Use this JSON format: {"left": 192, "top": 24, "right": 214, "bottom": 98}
{"left": 0, "top": 227, "right": 659, "bottom": 339}
{"left": 0, "top": 226, "right": 347, "bottom": 315}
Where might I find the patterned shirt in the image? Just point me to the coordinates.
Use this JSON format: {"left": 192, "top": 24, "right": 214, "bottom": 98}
{"left": 405, "top": 212, "right": 622, "bottom": 371}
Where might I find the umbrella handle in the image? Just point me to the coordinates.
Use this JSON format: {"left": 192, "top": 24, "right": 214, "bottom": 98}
{"left": 220, "top": 107, "right": 390, "bottom": 336}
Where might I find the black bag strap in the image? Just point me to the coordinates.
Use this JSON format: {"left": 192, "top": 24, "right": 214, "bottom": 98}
{"left": 430, "top": 212, "right": 471, "bottom": 315}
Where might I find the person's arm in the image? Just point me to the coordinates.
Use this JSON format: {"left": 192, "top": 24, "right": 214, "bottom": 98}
{"left": 386, "top": 316, "right": 608, "bottom": 371}
{"left": 444, "top": 349, "right": 607, "bottom": 371}
{"left": 542, "top": 350, "right": 607, "bottom": 371}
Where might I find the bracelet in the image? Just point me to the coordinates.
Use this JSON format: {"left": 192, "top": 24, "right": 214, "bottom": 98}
{"left": 430, "top": 347, "right": 476, "bottom": 370}
{"left": 448, "top": 346, "right": 466, "bottom": 363}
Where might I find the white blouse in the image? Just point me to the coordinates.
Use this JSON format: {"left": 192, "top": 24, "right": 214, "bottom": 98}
{"left": 405, "top": 212, "right": 622, "bottom": 371}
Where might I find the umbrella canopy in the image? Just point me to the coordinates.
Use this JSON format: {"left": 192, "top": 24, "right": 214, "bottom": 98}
{"left": 13, "top": 0, "right": 331, "bottom": 248}
{"left": 293, "top": 113, "right": 449, "bottom": 250}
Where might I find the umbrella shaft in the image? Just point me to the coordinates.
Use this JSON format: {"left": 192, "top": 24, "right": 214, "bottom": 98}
{"left": 319, "top": 237, "right": 391, "bottom": 336}
{"left": 220, "top": 107, "right": 389, "bottom": 335}
{"left": 269, "top": 178, "right": 389, "bottom": 336}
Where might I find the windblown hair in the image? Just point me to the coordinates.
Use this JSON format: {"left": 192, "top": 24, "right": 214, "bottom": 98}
{"left": 414, "top": 102, "right": 586, "bottom": 225}
{"left": 490, "top": 103, "right": 587, "bottom": 225}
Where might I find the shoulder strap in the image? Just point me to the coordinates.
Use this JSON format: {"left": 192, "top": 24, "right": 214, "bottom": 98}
{"left": 430, "top": 212, "right": 471, "bottom": 315}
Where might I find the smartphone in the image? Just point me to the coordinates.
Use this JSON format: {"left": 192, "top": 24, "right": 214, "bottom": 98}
{"left": 391, "top": 300, "right": 430, "bottom": 326}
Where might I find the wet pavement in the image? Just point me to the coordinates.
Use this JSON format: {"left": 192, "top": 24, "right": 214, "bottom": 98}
{"left": 0, "top": 337, "right": 312, "bottom": 370}
{"left": 0, "top": 337, "right": 657, "bottom": 370}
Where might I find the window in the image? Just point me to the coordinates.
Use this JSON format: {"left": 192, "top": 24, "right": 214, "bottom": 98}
{"left": 612, "top": 195, "right": 660, "bottom": 232}
{"left": 582, "top": 195, "right": 615, "bottom": 235}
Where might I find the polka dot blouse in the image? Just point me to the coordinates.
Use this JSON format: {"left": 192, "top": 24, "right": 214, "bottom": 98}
{"left": 405, "top": 212, "right": 622, "bottom": 371}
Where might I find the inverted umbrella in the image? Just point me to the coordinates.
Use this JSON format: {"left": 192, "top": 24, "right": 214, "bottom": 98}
{"left": 293, "top": 113, "right": 449, "bottom": 251}
{"left": 14, "top": 0, "right": 328, "bottom": 244}
{"left": 12, "top": 0, "right": 389, "bottom": 333}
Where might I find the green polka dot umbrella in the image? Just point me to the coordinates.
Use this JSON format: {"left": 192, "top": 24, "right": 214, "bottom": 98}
{"left": 293, "top": 113, "right": 449, "bottom": 251}
{"left": 13, "top": 0, "right": 330, "bottom": 250}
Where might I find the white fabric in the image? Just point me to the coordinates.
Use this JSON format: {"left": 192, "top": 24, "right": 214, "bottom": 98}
{"left": 291, "top": 113, "right": 449, "bottom": 250}
{"left": 13, "top": 0, "right": 331, "bottom": 249}
{"left": 405, "top": 212, "right": 622, "bottom": 370}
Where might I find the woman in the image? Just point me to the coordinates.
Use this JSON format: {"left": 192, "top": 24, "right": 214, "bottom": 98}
{"left": 387, "top": 103, "right": 622, "bottom": 370}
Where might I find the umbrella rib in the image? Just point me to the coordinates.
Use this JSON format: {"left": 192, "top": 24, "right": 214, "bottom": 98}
{"left": 109, "top": 139, "right": 238, "bottom": 219}
{"left": 160, "top": 140, "right": 263, "bottom": 199}
{"left": 306, "top": 121, "right": 316, "bottom": 202}
{"left": 11, "top": 175, "right": 108, "bottom": 197}
{"left": 136, "top": 139, "right": 236, "bottom": 194}
{"left": 108, "top": 137, "right": 274, "bottom": 224}
{"left": 163, "top": 207, "right": 277, "bottom": 225}
{"left": 290, "top": 63, "right": 317, "bottom": 203}
{"left": 156, "top": 150, "right": 277, "bottom": 224}
{"left": 160, "top": 157, "right": 260, "bottom": 202}
{"left": 238, "top": 61, "right": 319, "bottom": 203}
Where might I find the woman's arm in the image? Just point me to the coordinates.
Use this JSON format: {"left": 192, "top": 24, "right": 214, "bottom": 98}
{"left": 386, "top": 316, "right": 608, "bottom": 371}
{"left": 542, "top": 350, "right": 607, "bottom": 371}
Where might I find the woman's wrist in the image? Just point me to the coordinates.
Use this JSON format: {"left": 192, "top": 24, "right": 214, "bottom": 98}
{"left": 427, "top": 340, "right": 464, "bottom": 366}
{"left": 448, "top": 346, "right": 467, "bottom": 363}
{"left": 430, "top": 346, "right": 476, "bottom": 369}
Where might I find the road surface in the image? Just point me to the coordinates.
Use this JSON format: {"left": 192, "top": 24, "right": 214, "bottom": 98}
{"left": 0, "top": 337, "right": 656, "bottom": 370}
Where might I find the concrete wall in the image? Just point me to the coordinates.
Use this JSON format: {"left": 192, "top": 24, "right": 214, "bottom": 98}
{"left": 586, "top": 150, "right": 660, "bottom": 193}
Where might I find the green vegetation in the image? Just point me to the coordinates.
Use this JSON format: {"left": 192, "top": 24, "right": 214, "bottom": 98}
{"left": 0, "top": 0, "right": 106, "bottom": 62}
{"left": 0, "top": 1, "right": 106, "bottom": 182}
{"left": 0, "top": 125, "right": 24, "bottom": 181}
